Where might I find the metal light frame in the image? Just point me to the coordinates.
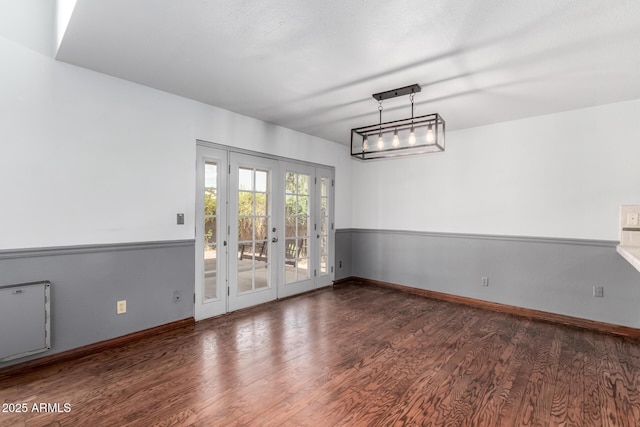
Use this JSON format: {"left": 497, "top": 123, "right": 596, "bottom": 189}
{"left": 350, "top": 84, "right": 445, "bottom": 160}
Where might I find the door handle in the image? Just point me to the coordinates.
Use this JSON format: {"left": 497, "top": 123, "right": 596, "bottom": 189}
{"left": 272, "top": 237, "right": 279, "bottom": 243}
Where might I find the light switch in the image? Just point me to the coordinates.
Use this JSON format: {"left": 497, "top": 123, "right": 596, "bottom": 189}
{"left": 177, "top": 213, "right": 185, "bottom": 225}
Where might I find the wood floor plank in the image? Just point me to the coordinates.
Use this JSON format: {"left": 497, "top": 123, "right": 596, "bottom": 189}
{"left": 549, "top": 328, "right": 586, "bottom": 427}
{"left": 493, "top": 319, "right": 544, "bottom": 425}
{"left": 582, "top": 331, "right": 604, "bottom": 427}
{"left": 2, "top": 282, "right": 640, "bottom": 426}
{"left": 518, "top": 329, "right": 551, "bottom": 427}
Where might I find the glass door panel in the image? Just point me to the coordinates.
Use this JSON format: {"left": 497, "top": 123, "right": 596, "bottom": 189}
{"left": 319, "top": 178, "right": 329, "bottom": 276}
{"left": 204, "top": 162, "right": 218, "bottom": 300}
{"left": 237, "top": 168, "right": 270, "bottom": 292}
{"left": 284, "top": 172, "right": 311, "bottom": 284}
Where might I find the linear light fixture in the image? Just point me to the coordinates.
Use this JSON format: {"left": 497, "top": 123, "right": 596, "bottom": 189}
{"left": 351, "top": 84, "right": 445, "bottom": 160}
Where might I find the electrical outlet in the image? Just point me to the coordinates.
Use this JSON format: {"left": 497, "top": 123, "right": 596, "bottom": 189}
{"left": 593, "top": 286, "right": 604, "bottom": 298}
{"left": 117, "top": 300, "right": 127, "bottom": 314}
{"left": 173, "top": 290, "right": 182, "bottom": 302}
{"left": 628, "top": 213, "right": 639, "bottom": 226}
{"left": 481, "top": 277, "right": 489, "bottom": 287}
{"left": 339, "top": 260, "right": 343, "bottom": 268}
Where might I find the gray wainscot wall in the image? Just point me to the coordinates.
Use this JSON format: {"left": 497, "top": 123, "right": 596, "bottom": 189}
{"left": 334, "top": 229, "right": 353, "bottom": 281}
{"left": 335, "top": 229, "right": 640, "bottom": 328}
{"left": 0, "top": 240, "right": 195, "bottom": 369}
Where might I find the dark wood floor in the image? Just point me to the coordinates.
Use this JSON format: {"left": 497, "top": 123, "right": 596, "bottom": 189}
{"left": 2, "top": 282, "right": 640, "bottom": 426}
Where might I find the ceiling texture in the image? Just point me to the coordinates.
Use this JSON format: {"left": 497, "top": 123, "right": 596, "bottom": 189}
{"left": 56, "top": 0, "right": 640, "bottom": 146}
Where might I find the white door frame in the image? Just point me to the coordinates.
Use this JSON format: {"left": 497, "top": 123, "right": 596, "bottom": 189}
{"left": 195, "top": 141, "right": 335, "bottom": 319}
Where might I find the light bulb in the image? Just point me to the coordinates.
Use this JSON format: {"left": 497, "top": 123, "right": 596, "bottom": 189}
{"left": 408, "top": 126, "right": 416, "bottom": 145}
{"left": 426, "top": 124, "right": 434, "bottom": 144}
{"left": 362, "top": 136, "right": 369, "bottom": 151}
{"left": 392, "top": 129, "right": 399, "bottom": 147}
{"left": 377, "top": 133, "right": 384, "bottom": 150}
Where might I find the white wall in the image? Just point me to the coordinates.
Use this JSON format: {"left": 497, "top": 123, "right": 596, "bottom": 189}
{"left": 352, "top": 100, "right": 640, "bottom": 241}
{"left": 0, "top": 0, "right": 55, "bottom": 56}
{"left": 0, "top": 34, "right": 351, "bottom": 250}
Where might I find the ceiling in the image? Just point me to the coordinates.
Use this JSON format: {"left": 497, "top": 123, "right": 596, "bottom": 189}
{"left": 56, "top": 0, "right": 640, "bottom": 146}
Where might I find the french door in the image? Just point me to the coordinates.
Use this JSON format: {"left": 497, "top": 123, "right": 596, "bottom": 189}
{"left": 278, "top": 163, "right": 314, "bottom": 298}
{"left": 277, "top": 163, "right": 334, "bottom": 297}
{"left": 195, "top": 143, "right": 334, "bottom": 320}
{"left": 228, "top": 153, "right": 279, "bottom": 312}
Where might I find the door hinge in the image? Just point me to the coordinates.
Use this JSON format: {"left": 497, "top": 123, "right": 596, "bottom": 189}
{"left": 331, "top": 266, "right": 334, "bottom": 273}
{"left": 228, "top": 164, "right": 231, "bottom": 174}
{"left": 315, "top": 177, "right": 317, "bottom": 184}
{"left": 228, "top": 225, "right": 230, "bottom": 235}
{"left": 314, "top": 269, "right": 317, "bottom": 277}
{"left": 194, "top": 293, "right": 196, "bottom": 303}
{"left": 332, "top": 179, "right": 334, "bottom": 187}
{"left": 331, "top": 223, "right": 334, "bottom": 230}
{"left": 227, "top": 287, "right": 230, "bottom": 296}
{"left": 314, "top": 223, "right": 317, "bottom": 231}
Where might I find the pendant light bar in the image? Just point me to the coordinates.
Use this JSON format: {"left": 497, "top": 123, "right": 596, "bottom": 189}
{"left": 372, "top": 84, "right": 421, "bottom": 101}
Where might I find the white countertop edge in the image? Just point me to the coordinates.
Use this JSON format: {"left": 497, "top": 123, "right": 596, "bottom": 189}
{"left": 617, "top": 245, "right": 640, "bottom": 273}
